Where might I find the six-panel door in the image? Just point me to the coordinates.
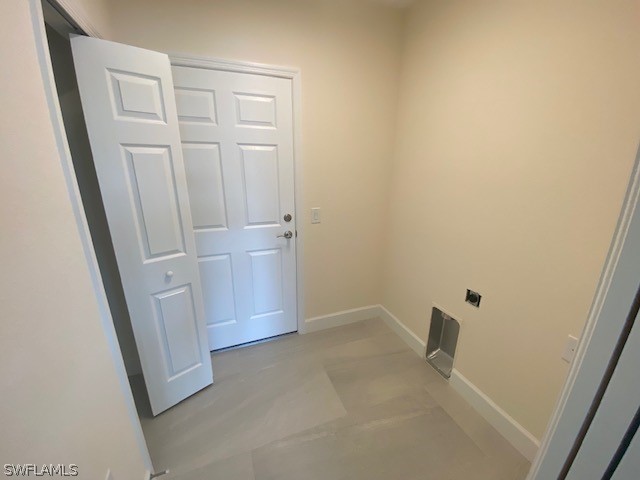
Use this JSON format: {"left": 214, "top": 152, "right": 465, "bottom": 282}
{"left": 172, "top": 66, "right": 297, "bottom": 350}
{"left": 71, "top": 36, "right": 213, "bottom": 415}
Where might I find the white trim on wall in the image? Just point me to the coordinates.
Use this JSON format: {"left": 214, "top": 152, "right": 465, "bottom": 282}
{"left": 170, "top": 54, "right": 300, "bottom": 79}
{"left": 304, "top": 305, "right": 381, "bottom": 333}
{"left": 378, "top": 305, "right": 426, "bottom": 358}
{"left": 168, "top": 53, "right": 306, "bottom": 337}
{"left": 450, "top": 369, "right": 540, "bottom": 461}
{"left": 29, "top": 0, "right": 152, "bottom": 476}
{"left": 304, "top": 304, "right": 427, "bottom": 357}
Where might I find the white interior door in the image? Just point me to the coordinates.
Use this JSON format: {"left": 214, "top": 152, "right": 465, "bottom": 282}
{"left": 71, "top": 36, "right": 213, "bottom": 415}
{"left": 171, "top": 65, "right": 297, "bottom": 350}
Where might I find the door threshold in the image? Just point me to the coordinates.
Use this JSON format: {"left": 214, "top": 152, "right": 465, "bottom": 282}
{"left": 212, "top": 330, "right": 298, "bottom": 354}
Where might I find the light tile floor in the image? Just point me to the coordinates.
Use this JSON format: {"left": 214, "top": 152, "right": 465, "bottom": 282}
{"left": 132, "top": 318, "right": 530, "bottom": 479}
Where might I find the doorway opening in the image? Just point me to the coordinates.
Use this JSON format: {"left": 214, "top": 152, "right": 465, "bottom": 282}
{"left": 43, "top": 0, "right": 152, "bottom": 431}
{"left": 41, "top": 0, "right": 303, "bottom": 465}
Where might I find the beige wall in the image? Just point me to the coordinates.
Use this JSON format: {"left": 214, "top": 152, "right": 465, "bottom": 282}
{"left": 106, "top": 0, "right": 404, "bottom": 319}
{"left": 383, "top": 0, "right": 640, "bottom": 438}
{"left": 0, "top": 1, "right": 147, "bottom": 477}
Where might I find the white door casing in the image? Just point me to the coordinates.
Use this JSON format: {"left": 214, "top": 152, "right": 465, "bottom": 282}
{"left": 71, "top": 36, "right": 213, "bottom": 415}
{"left": 171, "top": 65, "right": 298, "bottom": 350}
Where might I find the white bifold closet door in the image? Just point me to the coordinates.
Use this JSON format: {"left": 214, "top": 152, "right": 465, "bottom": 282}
{"left": 171, "top": 65, "right": 298, "bottom": 351}
{"left": 71, "top": 36, "right": 212, "bottom": 416}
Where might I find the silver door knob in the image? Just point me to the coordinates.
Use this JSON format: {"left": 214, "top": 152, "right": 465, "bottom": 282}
{"left": 277, "top": 230, "right": 293, "bottom": 239}
{"left": 165, "top": 271, "right": 174, "bottom": 278}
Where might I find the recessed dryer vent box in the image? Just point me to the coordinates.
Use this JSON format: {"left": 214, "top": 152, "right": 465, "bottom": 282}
{"left": 426, "top": 306, "right": 460, "bottom": 379}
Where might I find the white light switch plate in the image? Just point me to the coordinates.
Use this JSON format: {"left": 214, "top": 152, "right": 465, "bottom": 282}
{"left": 311, "top": 207, "right": 321, "bottom": 224}
{"left": 562, "top": 335, "right": 579, "bottom": 363}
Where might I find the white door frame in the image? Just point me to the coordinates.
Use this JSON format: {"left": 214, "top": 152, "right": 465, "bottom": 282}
{"left": 28, "top": 0, "right": 153, "bottom": 474}
{"left": 169, "top": 53, "right": 306, "bottom": 336}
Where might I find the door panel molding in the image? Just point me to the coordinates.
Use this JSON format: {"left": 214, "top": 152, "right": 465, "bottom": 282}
{"left": 71, "top": 36, "right": 213, "bottom": 415}
{"left": 169, "top": 53, "right": 305, "bottom": 336}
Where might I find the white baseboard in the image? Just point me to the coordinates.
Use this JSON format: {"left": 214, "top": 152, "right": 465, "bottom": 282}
{"left": 303, "top": 305, "right": 381, "bottom": 333}
{"left": 304, "top": 305, "right": 427, "bottom": 360}
{"left": 450, "top": 369, "right": 540, "bottom": 461}
{"left": 378, "top": 305, "right": 426, "bottom": 358}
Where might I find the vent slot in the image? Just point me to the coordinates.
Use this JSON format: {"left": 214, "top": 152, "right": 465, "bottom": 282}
{"left": 426, "top": 306, "right": 460, "bottom": 379}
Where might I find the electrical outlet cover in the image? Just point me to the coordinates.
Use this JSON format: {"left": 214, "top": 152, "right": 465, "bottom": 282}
{"left": 562, "top": 335, "right": 579, "bottom": 363}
